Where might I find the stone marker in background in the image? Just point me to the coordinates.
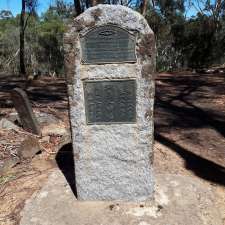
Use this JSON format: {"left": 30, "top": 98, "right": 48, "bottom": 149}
{"left": 64, "top": 5, "right": 156, "bottom": 201}
{"left": 11, "top": 88, "right": 41, "bottom": 135}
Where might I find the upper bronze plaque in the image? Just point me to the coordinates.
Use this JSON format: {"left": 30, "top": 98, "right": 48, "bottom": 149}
{"left": 80, "top": 25, "right": 136, "bottom": 64}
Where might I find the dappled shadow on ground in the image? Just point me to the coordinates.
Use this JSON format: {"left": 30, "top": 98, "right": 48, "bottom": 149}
{"left": 27, "top": 80, "right": 68, "bottom": 104}
{"left": 155, "top": 72, "right": 225, "bottom": 134}
{"left": 1, "top": 72, "right": 225, "bottom": 186}
{"left": 55, "top": 143, "right": 77, "bottom": 197}
{"left": 0, "top": 76, "right": 68, "bottom": 109}
{"left": 155, "top": 71, "right": 225, "bottom": 183}
{"left": 155, "top": 133, "right": 225, "bottom": 186}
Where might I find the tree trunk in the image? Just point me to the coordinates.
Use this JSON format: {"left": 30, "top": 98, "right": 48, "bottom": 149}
{"left": 74, "top": 0, "right": 82, "bottom": 16}
{"left": 141, "top": 0, "right": 148, "bottom": 16}
{"left": 151, "top": 0, "right": 155, "bottom": 9}
{"left": 92, "top": 0, "right": 98, "bottom": 6}
{"left": 20, "top": 0, "right": 26, "bottom": 76}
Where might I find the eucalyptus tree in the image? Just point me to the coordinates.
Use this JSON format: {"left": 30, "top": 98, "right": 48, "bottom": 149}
{"left": 20, "top": 0, "right": 37, "bottom": 77}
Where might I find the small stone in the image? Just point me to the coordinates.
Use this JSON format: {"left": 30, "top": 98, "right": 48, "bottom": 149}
{"left": 0, "top": 118, "right": 20, "bottom": 131}
{"left": 0, "top": 157, "right": 20, "bottom": 175}
{"left": 35, "top": 112, "right": 59, "bottom": 127}
{"left": 56, "top": 134, "right": 72, "bottom": 151}
{"left": 6, "top": 112, "right": 20, "bottom": 124}
{"left": 40, "top": 135, "right": 50, "bottom": 143}
{"left": 41, "top": 124, "right": 69, "bottom": 137}
{"left": 17, "top": 136, "right": 42, "bottom": 159}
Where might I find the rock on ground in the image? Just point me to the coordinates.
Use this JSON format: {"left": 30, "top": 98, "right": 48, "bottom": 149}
{"left": 0, "top": 118, "right": 20, "bottom": 131}
{"left": 19, "top": 169, "right": 223, "bottom": 225}
{"left": 6, "top": 112, "right": 62, "bottom": 130}
{"left": 35, "top": 112, "right": 59, "bottom": 127}
{"left": 17, "top": 136, "right": 42, "bottom": 159}
{"left": 41, "top": 123, "right": 69, "bottom": 137}
{"left": 0, "top": 157, "right": 20, "bottom": 175}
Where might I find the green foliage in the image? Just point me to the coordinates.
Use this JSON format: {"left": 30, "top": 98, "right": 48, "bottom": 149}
{"left": 146, "top": 0, "right": 225, "bottom": 70}
{"left": 0, "top": 15, "right": 19, "bottom": 72}
{"left": 36, "top": 8, "right": 66, "bottom": 74}
{"left": 0, "top": 5, "right": 68, "bottom": 75}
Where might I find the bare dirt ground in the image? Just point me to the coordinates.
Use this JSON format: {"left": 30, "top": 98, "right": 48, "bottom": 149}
{"left": 0, "top": 72, "right": 224, "bottom": 225}
{"left": 155, "top": 71, "right": 225, "bottom": 168}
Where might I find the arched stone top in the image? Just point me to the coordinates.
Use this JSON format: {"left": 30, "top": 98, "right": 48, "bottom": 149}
{"left": 64, "top": 5, "right": 156, "bottom": 84}
{"left": 72, "top": 4, "right": 153, "bottom": 35}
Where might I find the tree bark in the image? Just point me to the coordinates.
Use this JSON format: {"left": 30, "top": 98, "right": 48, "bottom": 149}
{"left": 141, "top": 0, "right": 148, "bottom": 16}
{"left": 92, "top": 0, "right": 98, "bottom": 6}
{"left": 20, "top": 0, "right": 26, "bottom": 76}
{"left": 74, "top": 0, "right": 82, "bottom": 16}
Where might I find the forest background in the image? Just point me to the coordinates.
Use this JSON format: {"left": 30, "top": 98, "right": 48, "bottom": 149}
{"left": 0, "top": 0, "right": 224, "bottom": 77}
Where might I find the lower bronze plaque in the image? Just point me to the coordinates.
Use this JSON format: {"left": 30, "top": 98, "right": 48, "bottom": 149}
{"left": 84, "top": 80, "right": 136, "bottom": 124}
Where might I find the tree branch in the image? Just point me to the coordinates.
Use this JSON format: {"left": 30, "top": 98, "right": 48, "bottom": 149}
{"left": 23, "top": 13, "right": 31, "bottom": 32}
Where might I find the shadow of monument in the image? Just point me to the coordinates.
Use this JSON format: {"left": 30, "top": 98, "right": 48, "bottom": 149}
{"left": 55, "top": 143, "right": 77, "bottom": 197}
{"left": 56, "top": 134, "right": 225, "bottom": 193}
{"left": 155, "top": 72, "right": 225, "bottom": 179}
{"left": 155, "top": 133, "right": 225, "bottom": 186}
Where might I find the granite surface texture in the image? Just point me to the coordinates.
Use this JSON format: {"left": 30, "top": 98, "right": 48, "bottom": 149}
{"left": 64, "top": 5, "right": 156, "bottom": 200}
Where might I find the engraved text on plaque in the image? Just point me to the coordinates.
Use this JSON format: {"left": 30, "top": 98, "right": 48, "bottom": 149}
{"left": 84, "top": 80, "right": 136, "bottom": 124}
{"left": 80, "top": 25, "right": 136, "bottom": 64}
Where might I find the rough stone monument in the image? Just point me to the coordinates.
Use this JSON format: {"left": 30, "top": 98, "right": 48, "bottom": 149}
{"left": 64, "top": 5, "right": 156, "bottom": 201}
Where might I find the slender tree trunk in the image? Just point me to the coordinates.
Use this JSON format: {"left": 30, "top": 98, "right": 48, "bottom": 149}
{"left": 74, "top": 0, "right": 82, "bottom": 16}
{"left": 141, "top": 0, "right": 148, "bottom": 16}
{"left": 151, "top": 0, "right": 155, "bottom": 9}
{"left": 92, "top": 0, "right": 98, "bottom": 6}
{"left": 20, "top": 0, "right": 26, "bottom": 76}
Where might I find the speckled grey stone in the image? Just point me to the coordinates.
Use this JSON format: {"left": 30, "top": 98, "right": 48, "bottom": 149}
{"left": 20, "top": 169, "right": 223, "bottom": 225}
{"left": 64, "top": 5, "right": 156, "bottom": 201}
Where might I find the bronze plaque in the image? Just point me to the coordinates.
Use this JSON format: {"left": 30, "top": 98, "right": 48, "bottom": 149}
{"left": 80, "top": 25, "right": 136, "bottom": 64}
{"left": 84, "top": 80, "right": 136, "bottom": 124}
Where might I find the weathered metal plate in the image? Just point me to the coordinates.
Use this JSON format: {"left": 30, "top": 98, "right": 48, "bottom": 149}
{"left": 84, "top": 80, "right": 136, "bottom": 124}
{"left": 80, "top": 25, "right": 136, "bottom": 64}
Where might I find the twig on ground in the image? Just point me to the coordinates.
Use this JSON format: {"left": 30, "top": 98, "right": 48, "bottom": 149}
{"left": 39, "top": 143, "right": 56, "bottom": 155}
